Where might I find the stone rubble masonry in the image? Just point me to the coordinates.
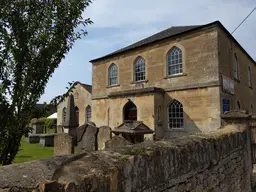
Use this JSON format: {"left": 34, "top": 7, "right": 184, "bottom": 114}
{"left": 0, "top": 120, "right": 252, "bottom": 191}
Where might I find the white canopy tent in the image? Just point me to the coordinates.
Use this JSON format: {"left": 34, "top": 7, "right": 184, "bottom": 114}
{"left": 47, "top": 112, "right": 57, "bottom": 119}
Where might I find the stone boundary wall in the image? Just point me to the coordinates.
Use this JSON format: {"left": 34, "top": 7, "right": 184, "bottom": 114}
{"left": 0, "top": 124, "right": 252, "bottom": 192}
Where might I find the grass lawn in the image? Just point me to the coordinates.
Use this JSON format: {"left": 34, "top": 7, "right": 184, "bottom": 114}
{"left": 14, "top": 135, "right": 78, "bottom": 164}
{"left": 14, "top": 137, "right": 54, "bottom": 163}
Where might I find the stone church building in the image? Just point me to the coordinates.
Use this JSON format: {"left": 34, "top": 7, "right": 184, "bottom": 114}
{"left": 57, "top": 81, "right": 92, "bottom": 127}
{"left": 89, "top": 20, "right": 256, "bottom": 140}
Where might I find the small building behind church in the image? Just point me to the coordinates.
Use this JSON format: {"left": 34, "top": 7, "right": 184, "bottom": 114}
{"left": 90, "top": 20, "right": 256, "bottom": 140}
{"left": 57, "top": 81, "right": 92, "bottom": 127}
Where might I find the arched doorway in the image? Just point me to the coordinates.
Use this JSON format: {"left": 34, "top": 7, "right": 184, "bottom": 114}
{"left": 123, "top": 101, "right": 137, "bottom": 121}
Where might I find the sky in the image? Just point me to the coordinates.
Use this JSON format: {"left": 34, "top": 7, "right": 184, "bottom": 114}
{"left": 39, "top": 0, "right": 256, "bottom": 103}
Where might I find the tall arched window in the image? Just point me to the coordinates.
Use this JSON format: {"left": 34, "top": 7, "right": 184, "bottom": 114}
{"left": 237, "top": 101, "right": 240, "bottom": 110}
{"left": 62, "top": 107, "right": 66, "bottom": 123}
{"left": 168, "top": 100, "right": 184, "bottom": 129}
{"left": 234, "top": 53, "right": 239, "bottom": 80}
{"left": 134, "top": 56, "right": 146, "bottom": 82}
{"left": 167, "top": 47, "right": 183, "bottom": 76}
{"left": 108, "top": 64, "right": 118, "bottom": 86}
{"left": 75, "top": 106, "right": 79, "bottom": 125}
{"left": 248, "top": 66, "right": 252, "bottom": 87}
{"left": 86, "top": 105, "right": 91, "bottom": 122}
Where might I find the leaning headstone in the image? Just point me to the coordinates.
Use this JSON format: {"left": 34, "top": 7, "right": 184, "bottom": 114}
{"left": 98, "top": 126, "right": 112, "bottom": 150}
{"left": 54, "top": 133, "right": 74, "bottom": 156}
{"left": 105, "top": 135, "right": 132, "bottom": 150}
{"left": 77, "top": 123, "right": 99, "bottom": 153}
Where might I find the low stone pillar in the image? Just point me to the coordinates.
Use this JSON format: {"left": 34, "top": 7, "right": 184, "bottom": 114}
{"left": 221, "top": 110, "right": 252, "bottom": 190}
{"left": 54, "top": 133, "right": 74, "bottom": 156}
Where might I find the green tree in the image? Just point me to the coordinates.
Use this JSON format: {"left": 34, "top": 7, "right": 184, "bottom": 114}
{"left": 0, "top": 0, "right": 92, "bottom": 165}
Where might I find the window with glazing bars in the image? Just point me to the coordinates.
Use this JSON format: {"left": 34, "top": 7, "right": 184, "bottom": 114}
{"left": 167, "top": 47, "right": 183, "bottom": 76}
{"left": 108, "top": 64, "right": 118, "bottom": 85}
{"left": 168, "top": 100, "right": 184, "bottom": 129}
{"left": 86, "top": 105, "right": 91, "bottom": 122}
{"left": 134, "top": 57, "right": 145, "bottom": 82}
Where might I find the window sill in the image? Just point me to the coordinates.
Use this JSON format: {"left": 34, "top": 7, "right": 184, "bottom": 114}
{"left": 106, "top": 84, "right": 120, "bottom": 88}
{"left": 166, "top": 128, "right": 186, "bottom": 132}
{"left": 164, "top": 73, "right": 187, "bottom": 79}
{"left": 131, "top": 80, "right": 148, "bottom": 84}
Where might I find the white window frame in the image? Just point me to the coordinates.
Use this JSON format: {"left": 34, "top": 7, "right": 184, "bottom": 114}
{"left": 167, "top": 47, "right": 183, "bottom": 76}
{"left": 108, "top": 64, "right": 118, "bottom": 86}
{"left": 168, "top": 100, "right": 184, "bottom": 129}
{"left": 134, "top": 57, "right": 146, "bottom": 82}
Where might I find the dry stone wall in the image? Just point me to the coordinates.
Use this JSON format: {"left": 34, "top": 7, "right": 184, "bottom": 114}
{"left": 0, "top": 124, "right": 252, "bottom": 192}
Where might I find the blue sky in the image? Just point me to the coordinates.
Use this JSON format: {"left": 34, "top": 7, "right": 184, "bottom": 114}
{"left": 39, "top": 0, "right": 256, "bottom": 103}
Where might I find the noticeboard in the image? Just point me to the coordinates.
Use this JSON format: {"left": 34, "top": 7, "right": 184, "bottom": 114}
{"left": 223, "top": 99, "right": 230, "bottom": 113}
{"left": 222, "top": 75, "right": 235, "bottom": 95}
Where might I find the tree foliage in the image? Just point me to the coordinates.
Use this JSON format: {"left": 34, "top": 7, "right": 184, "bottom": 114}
{"left": 0, "top": 0, "right": 92, "bottom": 165}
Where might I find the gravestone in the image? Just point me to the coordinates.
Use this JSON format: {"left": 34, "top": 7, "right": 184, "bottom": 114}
{"left": 77, "top": 123, "right": 99, "bottom": 153}
{"left": 54, "top": 133, "right": 74, "bottom": 156}
{"left": 39, "top": 134, "right": 56, "bottom": 147}
{"left": 105, "top": 135, "right": 132, "bottom": 150}
{"left": 98, "top": 126, "right": 112, "bottom": 150}
{"left": 25, "top": 134, "right": 40, "bottom": 144}
{"left": 31, "top": 120, "right": 44, "bottom": 134}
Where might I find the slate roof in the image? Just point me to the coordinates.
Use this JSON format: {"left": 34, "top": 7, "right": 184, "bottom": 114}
{"left": 89, "top": 21, "right": 256, "bottom": 65}
{"left": 112, "top": 121, "right": 154, "bottom": 135}
{"left": 90, "top": 22, "right": 213, "bottom": 62}
{"left": 75, "top": 81, "right": 92, "bottom": 94}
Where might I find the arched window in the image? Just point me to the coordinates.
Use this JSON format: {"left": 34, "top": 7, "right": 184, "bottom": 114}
{"left": 234, "top": 53, "right": 239, "bottom": 80}
{"left": 168, "top": 100, "right": 184, "bottom": 129}
{"left": 237, "top": 101, "right": 240, "bottom": 110}
{"left": 75, "top": 106, "right": 79, "bottom": 125}
{"left": 157, "top": 105, "right": 161, "bottom": 121}
{"left": 108, "top": 64, "right": 118, "bottom": 86}
{"left": 134, "top": 56, "right": 146, "bottom": 82}
{"left": 62, "top": 107, "right": 66, "bottom": 123}
{"left": 248, "top": 66, "right": 252, "bottom": 87}
{"left": 167, "top": 47, "right": 183, "bottom": 76}
{"left": 251, "top": 104, "right": 254, "bottom": 113}
{"left": 86, "top": 105, "right": 91, "bottom": 122}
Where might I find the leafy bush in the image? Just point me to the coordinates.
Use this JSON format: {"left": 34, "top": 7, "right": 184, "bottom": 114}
{"left": 40, "top": 118, "right": 55, "bottom": 130}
